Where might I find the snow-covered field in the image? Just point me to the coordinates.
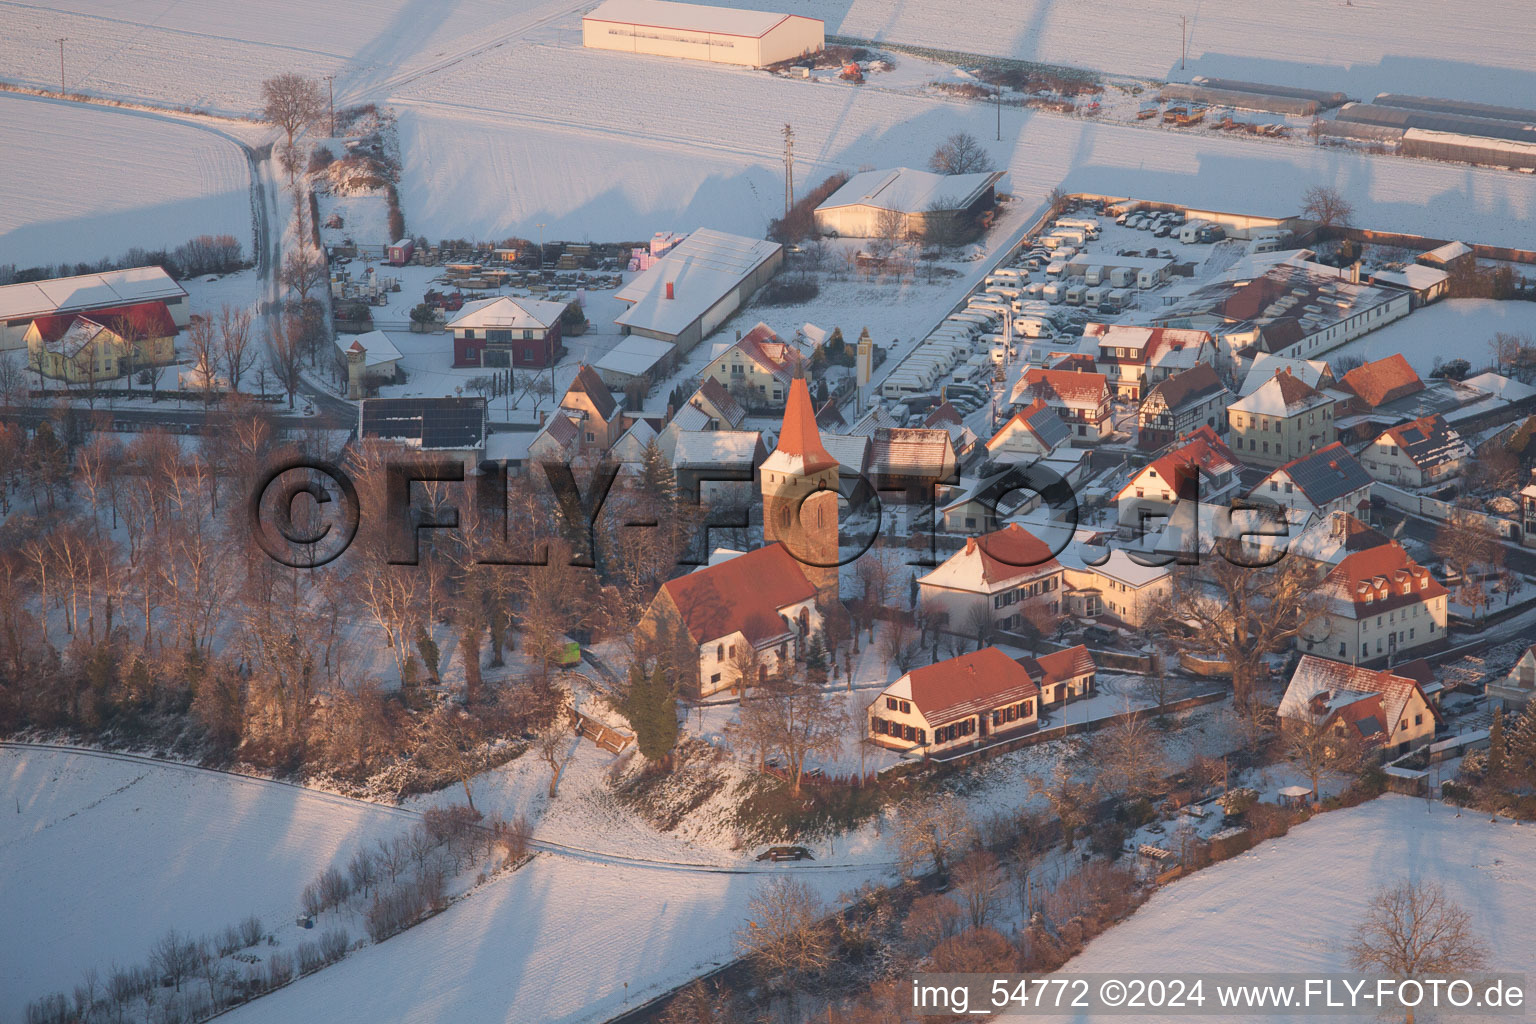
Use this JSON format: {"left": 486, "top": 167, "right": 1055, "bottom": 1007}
{"left": 384, "top": 31, "right": 1536, "bottom": 249}
{"left": 715, "top": 0, "right": 1536, "bottom": 106}
{"left": 0, "top": 748, "right": 413, "bottom": 1013}
{"left": 1327, "top": 298, "right": 1536, "bottom": 377}
{"left": 1013, "top": 796, "right": 1536, "bottom": 1023}
{"left": 0, "top": 94, "right": 253, "bottom": 268}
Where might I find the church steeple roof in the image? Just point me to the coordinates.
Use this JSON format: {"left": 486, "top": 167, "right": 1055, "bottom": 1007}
{"left": 766, "top": 377, "right": 837, "bottom": 475}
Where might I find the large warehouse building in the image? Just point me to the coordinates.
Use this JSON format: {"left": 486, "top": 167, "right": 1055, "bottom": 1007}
{"left": 613, "top": 228, "right": 782, "bottom": 353}
{"left": 582, "top": 0, "right": 823, "bottom": 67}
{"left": 813, "top": 167, "right": 1005, "bottom": 239}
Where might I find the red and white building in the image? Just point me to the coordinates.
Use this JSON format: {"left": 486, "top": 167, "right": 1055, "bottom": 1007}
{"left": 1361, "top": 414, "right": 1471, "bottom": 489}
{"left": 1298, "top": 541, "right": 1449, "bottom": 665}
{"left": 1136, "top": 363, "right": 1232, "bottom": 450}
{"left": 918, "top": 524, "right": 1064, "bottom": 635}
{"left": 1083, "top": 323, "right": 1216, "bottom": 401}
{"left": 1279, "top": 655, "right": 1441, "bottom": 757}
{"left": 868, "top": 647, "right": 1040, "bottom": 755}
{"left": 1012, "top": 367, "right": 1113, "bottom": 444}
{"left": 1252, "top": 442, "right": 1374, "bottom": 522}
{"left": 445, "top": 296, "right": 566, "bottom": 368}
{"left": 985, "top": 397, "right": 1071, "bottom": 462}
{"left": 1115, "top": 426, "right": 1241, "bottom": 529}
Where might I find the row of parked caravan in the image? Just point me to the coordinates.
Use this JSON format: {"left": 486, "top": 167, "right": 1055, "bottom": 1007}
{"left": 879, "top": 307, "right": 1004, "bottom": 402}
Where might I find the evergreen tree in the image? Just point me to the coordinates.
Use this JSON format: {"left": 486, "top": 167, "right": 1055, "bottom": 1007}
{"left": 639, "top": 437, "right": 676, "bottom": 503}
{"left": 415, "top": 625, "right": 441, "bottom": 684}
{"left": 803, "top": 634, "right": 828, "bottom": 686}
{"left": 1506, "top": 703, "right": 1536, "bottom": 787}
{"left": 625, "top": 662, "right": 679, "bottom": 764}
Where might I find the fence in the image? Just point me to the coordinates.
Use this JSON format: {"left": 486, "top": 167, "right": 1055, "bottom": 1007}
{"left": 1371, "top": 481, "right": 1521, "bottom": 540}
{"left": 925, "top": 689, "right": 1228, "bottom": 764}
{"left": 569, "top": 710, "right": 633, "bottom": 754}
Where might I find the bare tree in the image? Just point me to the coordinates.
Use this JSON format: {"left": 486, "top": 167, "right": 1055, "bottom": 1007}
{"left": 735, "top": 877, "right": 830, "bottom": 997}
{"left": 149, "top": 930, "right": 203, "bottom": 993}
{"left": 894, "top": 793, "right": 973, "bottom": 878}
{"left": 1301, "top": 184, "right": 1355, "bottom": 231}
{"left": 261, "top": 73, "right": 326, "bottom": 151}
{"left": 1098, "top": 707, "right": 1168, "bottom": 799}
{"left": 929, "top": 131, "right": 993, "bottom": 175}
{"left": 538, "top": 723, "right": 568, "bottom": 798}
{"left": 1285, "top": 709, "right": 1362, "bottom": 799}
{"left": 218, "top": 303, "right": 257, "bottom": 393}
{"left": 738, "top": 671, "right": 841, "bottom": 796}
{"left": 282, "top": 249, "right": 326, "bottom": 306}
{"left": 1433, "top": 510, "right": 1502, "bottom": 622}
{"left": 1349, "top": 880, "right": 1488, "bottom": 1024}
{"left": 414, "top": 708, "right": 485, "bottom": 810}
{"left": 270, "top": 316, "right": 305, "bottom": 409}
{"left": 951, "top": 849, "right": 1004, "bottom": 929}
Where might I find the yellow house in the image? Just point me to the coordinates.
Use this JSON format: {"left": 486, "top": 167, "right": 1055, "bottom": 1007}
{"left": 700, "top": 322, "right": 805, "bottom": 411}
{"left": 25, "top": 301, "right": 177, "bottom": 384}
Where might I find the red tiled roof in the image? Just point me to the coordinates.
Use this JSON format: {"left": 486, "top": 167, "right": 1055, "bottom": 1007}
{"left": 868, "top": 427, "right": 955, "bottom": 477}
{"left": 1027, "top": 644, "right": 1095, "bottom": 686}
{"left": 902, "top": 646, "right": 1040, "bottom": 728}
{"left": 772, "top": 377, "right": 838, "bottom": 473}
{"left": 660, "top": 543, "right": 816, "bottom": 646}
{"left": 1021, "top": 367, "right": 1109, "bottom": 409}
{"left": 29, "top": 300, "right": 176, "bottom": 344}
{"left": 969, "top": 523, "right": 1062, "bottom": 584}
{"left": 986, "top": 397, "right": 1055, "bottom": 450}
{"left": 1123, "top": 426, "right": 1240, "bottom": 498}
{"left": 1052, "top": 354, "right": 1099, "bottom": 373}
{"left": 1322, "top": 541, "right": 1447, "bottom": 616}
{"left": 733, "top": 324, "right": 805, "bottom": 386}
{"left": 694, "top": 376, "right": 746, "bottom": 426}
{"left": 1339, "top": 353, "right": 1423, "bottom": 408}
{"left": 1283, "top": 655, "right": 1441, "bottom": 744}
{"left": 924, "top": 401, "right": 963, "bottom": 428}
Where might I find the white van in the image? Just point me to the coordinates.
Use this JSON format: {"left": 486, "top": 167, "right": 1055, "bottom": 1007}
{"left": 1249, "top": 234, "right": 1284, "bottom": 254}
{"left": 1057, "top": 217, "right": 1101, "bottom": 238}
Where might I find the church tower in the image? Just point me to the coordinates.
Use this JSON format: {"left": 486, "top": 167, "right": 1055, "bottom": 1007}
{"left": 762, "top": 377, "right": 840, "bottom": 605}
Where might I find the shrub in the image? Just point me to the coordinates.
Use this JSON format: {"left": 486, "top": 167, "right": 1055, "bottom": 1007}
{"left": 308, "top": 146, "right": 335, "bottom": 174}
{"left": 265, "top": 952, "right": 294, "bottom": 989}
{"left": 318, "top": 928, "right": 350, "bottom": 964}
{"left": 296, "top": 941, "right": 324, "bottom": 975}
{"left": 421, "top": 804, "right": 482, "bottom": 846}
{"left": 317, "top": 865, "right": 352, "bottom": 910}
{"left": 757, "top": 278, "right": 819, "bottom": 306}
{"left": 239, "top": 915, "right": 264, "bottom": 948}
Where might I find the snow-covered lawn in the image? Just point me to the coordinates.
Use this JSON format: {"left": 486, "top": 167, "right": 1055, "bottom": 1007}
{"left": 1013, "top": 796, "right": 1536, "bottom": 1022}
{"left": 0, "top": 94, "right": 253, "bottom": 268}
{"left": 0, "top": 748, "right": 414, "bottom": 1013}
{"left": 1327, "top": 298, "right": 1536, "bottom": 377}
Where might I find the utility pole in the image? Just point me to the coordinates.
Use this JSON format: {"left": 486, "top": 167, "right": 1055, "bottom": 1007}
{"left": 1180, "top": 17, "right": 1187, "bottom": 71}
{"left": 55, "top": 37, "right": 66, "bottom": 93}
{"left": 996, "top": 84, "right": 1002, "bottom": 140}
{"left": 323, "top": 74, "right": 335, "bottom": 137}
{"left": 781, "top": 123, "right": 795, "bottom": 218}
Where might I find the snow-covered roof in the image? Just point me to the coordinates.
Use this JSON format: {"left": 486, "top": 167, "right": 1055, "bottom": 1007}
{"left": 1372, "top": 264, "right": 1447, "bottom": 293}
{"left": 484, "top": 431, "right": 534, "bottom": 463}
{"left": 582, "top": 0, "right": 816, "bottom": 38}
{"left": 334, "top": 329, "right": 403, "bottom": 368}
{"left": 1462, "top": 372, "right": 1536, "bottom": 404}
{"left": 672, "top": 429, "right": 761, "bottom": 466}
{"left": 816, "top": 167, "right": 1002, "bottom": 216}
{"left": 0, "top": 266, "right": 186, "bottom": 321}
{"left": 1240, "top": 353, "right": 1331, "bottom": 396}
{"left": 1228, "top": 370, "right": 1332, "bottom": 416}
{"left": 594, "top": 334, "right": 675, "bottom": 376}
{"left": 614, "top": 229, "right": 782, "bottom": 339}
{"left": 1055, "top": 540, "right": 1171, "bottom": 589}
{"left": 1420, "top": 240, "right": 1472, "bottom": 264}
{"left": 446, "top": 295, "right": 567, "bottom": 331}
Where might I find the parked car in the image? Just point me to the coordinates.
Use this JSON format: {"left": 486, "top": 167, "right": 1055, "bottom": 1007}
{"left": 1082, "top": 625, "right": 1118, "bottom": 648}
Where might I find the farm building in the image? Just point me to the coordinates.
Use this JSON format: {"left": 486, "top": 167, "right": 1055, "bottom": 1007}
{"left": 1161, "top": 82, "right": 1324, "bottom": 117}
{"left": 334, "top": 330, "right": 403, "bottom": 398}
{"left": 593, "top": 334, "right": 677, "bottom": 389}
{"left": 358, "top": 397, "right": 488, "bottom": 471}
{"left": 24, "top": 300, "right": 177, "bottom": 384}
{"left": 1370, "top": 264, "right": 1448, "bottom": 307}
{"left": 812, "top": 167, "right": 1005, "bottom": 239}
{"left": 581, "top": 0, "right": 823, "bottom": 68}
{"left": 613, "top": 228, "right": 783, "bottom": 353}
{"left": 0, "top": 266, "right": 188, "bottom": 352}
{"left": 444, "top": 296, "right": 567, "bottom": 368}
{"left": 1400, "top": 128, "right": 1536, "bottom": 170}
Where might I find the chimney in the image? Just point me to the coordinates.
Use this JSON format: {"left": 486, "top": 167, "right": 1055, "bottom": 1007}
{"left": 665, "top": 281, "right": 674, "bottom": 300}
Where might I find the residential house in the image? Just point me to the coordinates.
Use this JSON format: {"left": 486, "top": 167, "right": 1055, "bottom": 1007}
{"left": 699, "top": 322, "right": 806, "bottom": 410}
{"left": 1252, "top": 442, "right": 1373, "bottom": 522}
{"left": 682, "top": 377, "right": 748, "bottom": 431}
{"left": 24, "top": 301, "right": 177, "bottom": 383}
{"left": 1287, "top": 512, "right": 1395, "bottom": 570}
{"left": 1299, "top": 540, "right": 1449, "bottom": 665}
{"left": 609, "top": 419, "right": 659, "bottom": 475}
{"left": 445, "top": 295, "right": 567, "bottom": 368}
{"left": 918, "top": 524, "right": 1064, "bottom": 636}
{"left": 867, "top": 647, "right": 1039, "bottom": 755}
{"left": 923, "top": 402, "right": 981, "bottom": 463}
{"left": 0, "top": 266, "right": 188, "bottom": 352}
{"left": 986, "top": 397, "right": 1070, "bottom": 463}
{"left": 1057, "top": 535, "right": 1173, "bottom": 629}
{"left": 638, "top": 543, "right": 820, "bottom": 698}
{"left": 1136, "top": 363, "right": 1232, "bottom": 450}
{"left": 560, "top": 364, "right": 624, "bottom": 450}
{"left": 1417, "top": 240, "right": 1473, "bottom": 272}
{"left": 1487, "top": 644, "right": 1536, "bottom": 712}
{"left": 1361, "top": 414, "right": 1470, "bottom": 489}
{"left": 1012, "top": 367, "right": 1113, "bottom": 444}
{"left": 1226, "top": 368, "right": 1337, "bottom": 469}
{"left": 1279, "top": 655, "right": 1442, "bottom": 757}
{"left": 1116, "top": 426, "right": 1241, "bottom": 531}
{"left": 1238, "top": 353, "right": 1334, "bottom": 397}
{"left": 866, "top": 427, "right": 958, "bottom": 505}
{"left": 527, "top": 413, "right": 581, "bottom": 464}
{"left": 672, "top": 429, "right": 765, "bottom": 507}
{"left": 1084, "top": 323, "right": 1216, "bottom": 400}
{"left": 1335, "top": 353, "right": 1425, "bottom": 413}
{"left": 1019, "top": 644, "right": 1096, "bottom": 708}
